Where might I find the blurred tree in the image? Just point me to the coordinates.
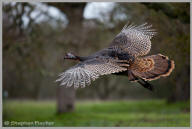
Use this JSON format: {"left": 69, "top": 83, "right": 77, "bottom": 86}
{"left": 3, "top": 3, "right": 86, "bottom": 113}
{"left": 3, "top": 3, "right": 43, "bottom": 99}
{"left": 141, "top": 3, "right": 190, "bottom": 102}
{"left": 47, "top": 3, "right": 87, "bottom": 113}
{"left": 142, "top": 3, "right": 190, "bottom": 24}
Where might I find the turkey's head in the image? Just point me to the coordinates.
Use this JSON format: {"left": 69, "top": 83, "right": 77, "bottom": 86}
{"left": 64, "top": 52, "right": 79, "bottom": 60}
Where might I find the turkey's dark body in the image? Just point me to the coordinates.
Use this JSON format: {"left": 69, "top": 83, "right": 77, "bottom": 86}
{"left": 86, "top": 48, "right": 135, "bottom": 64}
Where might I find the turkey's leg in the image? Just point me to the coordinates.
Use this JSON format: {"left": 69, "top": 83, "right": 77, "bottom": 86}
{"left": 130, "top": 72, "right": 154, "bottom": 91}
{"left": 137, "top": 79, "right": 154, "bottom": 91}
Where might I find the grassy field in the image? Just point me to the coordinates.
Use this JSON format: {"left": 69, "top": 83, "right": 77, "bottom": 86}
{"left": 3, "top": 99, "right": 190, "bottom": 127}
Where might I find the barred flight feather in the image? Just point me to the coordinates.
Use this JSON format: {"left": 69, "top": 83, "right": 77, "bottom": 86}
{"left": 110, "top": 22, "right": 157, "bottom": 56}
{"left": 56, "top": 58, "right": 127, "bottom": 88}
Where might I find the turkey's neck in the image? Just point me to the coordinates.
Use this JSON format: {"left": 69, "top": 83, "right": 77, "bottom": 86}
{"left": 66, "top": 56, "right": 88, "bottom": 61}
{"left": 76, "top": 56, "right": 89, "bottom": 61}
{"left": 64, "top": 55, "right": 88, "bottom": 61}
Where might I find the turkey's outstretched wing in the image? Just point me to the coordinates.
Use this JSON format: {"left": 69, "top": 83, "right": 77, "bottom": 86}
{"left": 56, "top": 57, "right": 127, "bottom": 88}
{"left": 109, "top": 22, "right": 157, "bottom": 57}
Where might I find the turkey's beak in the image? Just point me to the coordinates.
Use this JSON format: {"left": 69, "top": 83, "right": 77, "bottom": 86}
{"left": 63, "top": 55, "right": 68, "bottom": 60}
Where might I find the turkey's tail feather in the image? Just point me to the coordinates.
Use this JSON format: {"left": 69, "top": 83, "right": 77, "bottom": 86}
{"left": 130, "top": 54, "right": 175, "bottom": 81}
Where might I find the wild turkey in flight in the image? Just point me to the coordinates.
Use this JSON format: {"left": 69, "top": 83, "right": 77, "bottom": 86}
{"left": 56, "top": 22, "right": 175, "bottom": 91}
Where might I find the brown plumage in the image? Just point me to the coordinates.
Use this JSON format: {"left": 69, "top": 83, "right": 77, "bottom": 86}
{"left": 56, "top": 22, "right": 175, "bottom": 91}
{"left": 129, "top": 54, "right": 175, "bottom": 81}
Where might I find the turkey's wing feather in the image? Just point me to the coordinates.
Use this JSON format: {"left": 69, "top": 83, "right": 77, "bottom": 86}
{"left": 56, "top": 57, "right": 127, "bottom": 88}
{"left": 109, "top": 22, "right": 157, "bottom": 56}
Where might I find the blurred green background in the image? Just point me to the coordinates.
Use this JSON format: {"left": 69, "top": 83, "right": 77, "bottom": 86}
{"left": 3, "top": 2, "right": 190, "bottom": 127}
